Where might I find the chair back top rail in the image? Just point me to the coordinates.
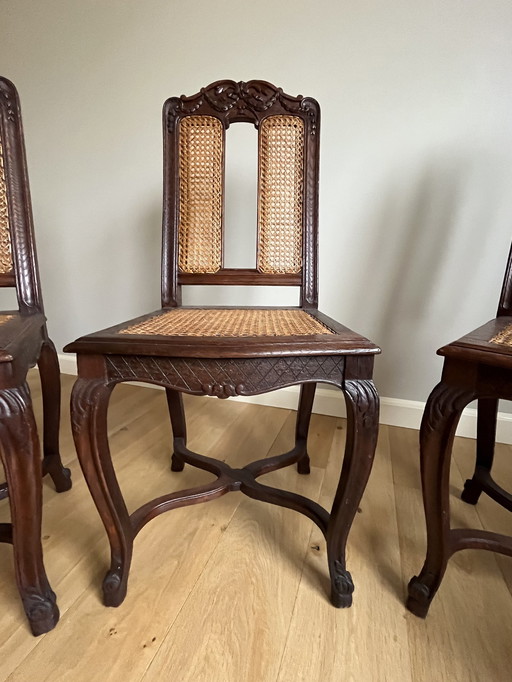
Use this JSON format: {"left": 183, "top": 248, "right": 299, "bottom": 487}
{"left": 0, "top": 77, "right": 43, "bottom": 314}
{"left": 161, "top": 80, "right": 320, "bottom": 309}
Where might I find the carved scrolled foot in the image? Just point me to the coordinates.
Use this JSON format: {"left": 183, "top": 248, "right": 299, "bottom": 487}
{"left": 461, "top": 478, "right": 482, "bottom": 505}
{"left": 406, "top": 576, "right": 432, "bottom": 618}
{"left": 102, "top": 567, "right": 128, "bottom": 607}
{"left": 170, "top": 454, "right": 185, "bottom": 472}
{"left": 330, "top": 562, "right": 354, "bottom": 608}
{"left": 22, "top": 587, "right": 59, "bottom": 636}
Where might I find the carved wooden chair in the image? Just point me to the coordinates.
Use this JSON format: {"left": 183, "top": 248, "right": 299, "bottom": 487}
{"left": 407, "top": 243, "right": 512, "bottom": 617}
{"left": 65, "top": 80, "right": 380, "bottom": 611}
{"left": 0, "top": 77, "right": 71, "bottom": 635}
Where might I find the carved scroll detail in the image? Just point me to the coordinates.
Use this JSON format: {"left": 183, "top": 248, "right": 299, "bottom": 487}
{"left": 166, "top": 80, "right": 319, "bottom": 134}
{"left": 342, "top": 379, "right": 380, "bottom": 427}
{"left": 103, "top": 569, "right": 122, "bottom": 595}
{"left": 201, "top": 382, "right": 245, "bottom": 399}
{"left": 0, "top": 382, "right": 30, "bottom": 420}
{"left": 422, "top": 383, "right": 476, "bottom": 434}
{"left": 22, "top": 587, "right": 58, "bottom": 631}
{"left": 333, "top": 561, "right": 354, "bottom": 597}
{"left": 70, "top": 377, "right": 111, "bottom": 437}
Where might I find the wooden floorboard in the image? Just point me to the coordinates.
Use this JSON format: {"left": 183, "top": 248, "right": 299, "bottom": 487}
{"left": 0, "top": 375, "right": 511, "bottom": 681}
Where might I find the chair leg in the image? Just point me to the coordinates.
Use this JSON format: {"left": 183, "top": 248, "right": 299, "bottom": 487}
{"left": 0, "top": 384, "right": 59, "bottom": 636}
{"left": 71, "top": 378, "right": 133, "bottom": 607}
{"left": 166, "top": 389, "right": 187, "bottom": 472}
{"left": 38, "top": 339, "right": 72, "bottom": 492}
{"left": 461, "top": 397, "right": 498, "bottom": 505}
{"left": 296, "top": 383, "right": 316, "bottom": 474}
{"left": 407, "top": 381, "right": 474, "bottom": 618}
{"left": 327, "top": 379, "right": 379, "bottom": 607}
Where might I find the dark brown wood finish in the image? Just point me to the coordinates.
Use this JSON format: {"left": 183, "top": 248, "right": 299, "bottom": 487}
{"left": 0, "top": 77, "right": 71, "bottom": 636}
{"left": 407, "top": 246, "right": 512, "bottom": 618}
{"left": 66, "top": 81, "right": 380, "bottom": 614}
{"left": 161, "top": 79, "right": 320, "bottom": 309}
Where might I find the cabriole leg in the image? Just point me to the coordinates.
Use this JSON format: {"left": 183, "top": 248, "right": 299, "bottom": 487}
{"left": 71, "top": 376, "right": 133, "bottom": 607}
{"left": 296, "top": 383, "right": 316, "bottom": 474}
{"left": 461, "top": 397, "right": 498, "bottom": 505}
{"left": 38, "top": 338, "right": 72, "bottom": 492}
{"left": 0, "top": 383, "right": 59, "bottom": 636}
{"left": 327, "top": 375, "right": 379, "bottom": 607}
{"left": 407, "top": 381, "right": 475, "bottom": 617}
{"left": 166, "top": 388, "right": 187, "bottom": 472}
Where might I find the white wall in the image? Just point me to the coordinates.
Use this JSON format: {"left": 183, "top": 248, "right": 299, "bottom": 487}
{"left": 1, "top": 0, "right": 512, "bottom": 404}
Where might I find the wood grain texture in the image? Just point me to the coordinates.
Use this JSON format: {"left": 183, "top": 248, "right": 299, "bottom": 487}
{"left": 0, "top": 77, "right": 71, "bottom": 635}
{"left": 1, "top": 375, "right": 511, "bottom": 680}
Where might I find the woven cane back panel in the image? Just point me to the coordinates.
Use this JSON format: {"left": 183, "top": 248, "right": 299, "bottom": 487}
{"left": 257, "top": 115, "right": 304, "bottom": 275}
{"left": 178, "top": 116, "right": 223, "bottom": 274}
{"left": 0, "top": 137, "right": 13, "bottom": 275}
{"left": 119, "top": 308, "right": 333, "bottom": 337}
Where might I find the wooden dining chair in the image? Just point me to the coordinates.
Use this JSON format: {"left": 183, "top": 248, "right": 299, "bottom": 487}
{"left": 65, "top": 80, "right": 380, "bottom": 611}
{"left": 0, "top": 77, "right": 72, "bottom": 635}
{"left": 407, "top": 243, "right": 512, "bottom": 618}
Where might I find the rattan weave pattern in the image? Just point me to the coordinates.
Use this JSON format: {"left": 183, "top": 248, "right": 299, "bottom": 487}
{"left": 257, "top": 115, "right": 304, "bottom": 275}
{"left": 118, "top": 308, "right": 333, "bottom": 337}
{"left": 0, "top": 138, "right": 13, "bottom": 275}
{"left": 490, "top": 324, "right": 512, "bottom": 347}
{"left": 178, "top": 116, "right": 223, "bottom": 274}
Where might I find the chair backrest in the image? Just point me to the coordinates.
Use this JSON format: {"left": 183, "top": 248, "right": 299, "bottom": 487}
{"left": 162, "top": 80, "right": 320, "bottom": 309}
{"left": 0, "top": 77, "right": 43, "bottom": 314}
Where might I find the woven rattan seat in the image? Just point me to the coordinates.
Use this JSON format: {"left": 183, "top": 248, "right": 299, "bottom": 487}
{"left": 118, "top": 308, "right": 333, "bottom": 338}
{"left": 490, "top": 322, "right": 512, "bottom": 346}
{"left": 0, "top": 77, "right": 71, "bottom": 636}
{"left": 65, "top": 80, "right": 381, "bottom": 619}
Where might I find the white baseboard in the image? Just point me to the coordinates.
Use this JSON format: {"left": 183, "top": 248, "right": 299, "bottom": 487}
{"left": 58, "top": 353, "right": 512, "bottom": 444}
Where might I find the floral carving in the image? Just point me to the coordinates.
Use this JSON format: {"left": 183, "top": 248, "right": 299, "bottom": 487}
{"left": 200, "top": 382, "right": 245, "bottom": 399}
{"left": 166, "top": 80, "right": 319, "bottom": 134}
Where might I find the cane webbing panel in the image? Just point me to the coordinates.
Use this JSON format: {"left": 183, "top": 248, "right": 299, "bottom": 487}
{"left": 118, "top": 308, "right": 333, "bottom": 337}
{"left": 0, "top": 138, "right": 13, "bottom": 275}
{"left": 178, "top": 116, "right": 223, "bottom": 274}
{"left": 257, "top": 115, "right": 304, "bottom": 275}
{"left": 490, "top": 324, "right": 512, "bottom": 347}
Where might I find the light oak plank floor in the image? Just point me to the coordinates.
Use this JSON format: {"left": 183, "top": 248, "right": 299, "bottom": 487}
{"left": 0, "top": 374, "right": 511, "bottom": 681}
